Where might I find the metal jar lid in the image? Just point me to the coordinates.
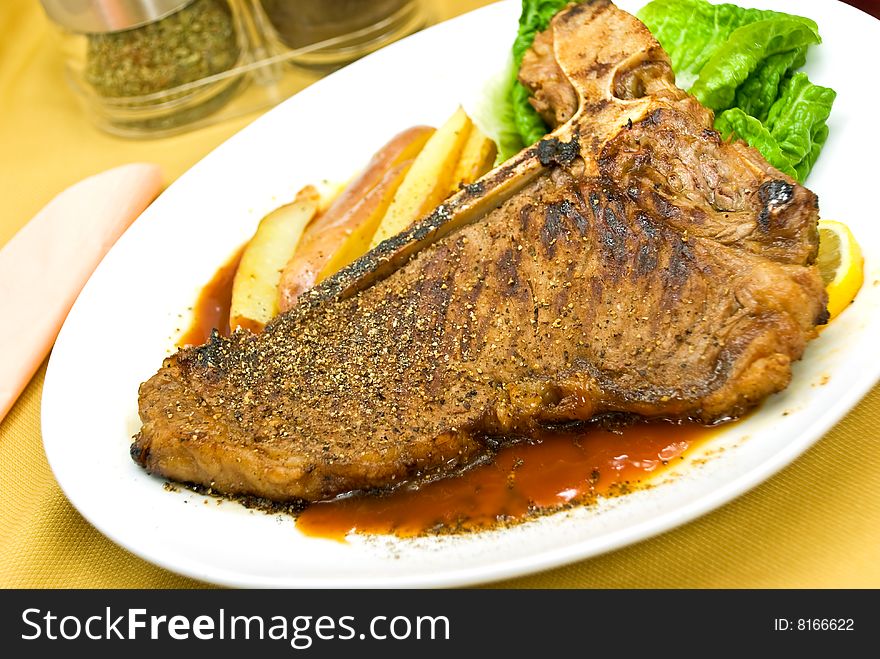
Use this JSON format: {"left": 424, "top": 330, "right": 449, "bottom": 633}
{"left": 39, "top": 0, "right": 195, "bottom": 34}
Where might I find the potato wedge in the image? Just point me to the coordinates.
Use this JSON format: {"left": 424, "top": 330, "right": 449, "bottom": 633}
{"left": 317, "top": 159, "right": 413, "bottom": 282}
{"left": 230, "top": 185, "right": 320, "bottom": 332}
{"left": 369, "top": 107, "right": 473, "bottom": 248}
{"left": 448, "top": 122, "right": 497, "bottom": 194}
{"left": 277, "top": 125, "right": 434, "bottom": 311}
{"left": 315, "top": 178, "right": 350, "bottom": 214}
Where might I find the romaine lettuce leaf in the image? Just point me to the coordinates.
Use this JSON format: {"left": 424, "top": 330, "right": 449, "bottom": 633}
{"left": 690, "top": 18, "right": 820, "bottom": 111}
{"left": 715, "top": 74, "right": 835, "bottom": 182}
{"left": 765, "top": 72, "right": 836, "bottom": 170}
{"left": 637, "top": 0, "right": 832, "bottom": 181}
{"left": 794, "top": 123, "right": 829, "bottom": 182}
{"left": 734, "top": 47, "right": 806, "bottom": 122}
{"left": 637, "top": 0, "right": 783, "bottom": 89}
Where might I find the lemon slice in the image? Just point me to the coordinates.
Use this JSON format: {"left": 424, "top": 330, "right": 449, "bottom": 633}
{"left": 817, "top": 219, "right": 864, "bottom": 321}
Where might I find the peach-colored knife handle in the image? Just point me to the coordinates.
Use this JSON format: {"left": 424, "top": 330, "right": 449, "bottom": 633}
{"left": 0, "top": 163, "right": 163, "bottom": 424}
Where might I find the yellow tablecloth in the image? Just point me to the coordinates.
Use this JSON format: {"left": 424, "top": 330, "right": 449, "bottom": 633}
{"left": 2, "top": 0, "right": 878, "bottom": 589}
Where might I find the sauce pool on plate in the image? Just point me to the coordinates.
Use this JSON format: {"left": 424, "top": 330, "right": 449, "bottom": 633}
{"left": 177, "top": 248, "right": 242, "bottom": 347}
{"left": 297, "top": 421, "right": 713, "bottom": 539}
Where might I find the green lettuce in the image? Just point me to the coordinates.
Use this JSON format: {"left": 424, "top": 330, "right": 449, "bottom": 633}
{"left": 734, "top": 47, "right": 806, "bottom": 122}
{"left": 511, "top": 80, "right": 548, "bottom": 148}
{"left": 690, "top": 18, "right": 820, "bottom": 111}
{"left": 795, "top": 123, "right": 829, "bottom": 182}
{"left": 638, "top": 0, "right": 819, "bottom": 108}
{"left": 637, "top": 0, "right": 786, "bottom": 88}
{"left": 511, "top": 0, "right": 571, "bottom": 64}
{"left": 766, "top": 72, "right": 836, "bottom": 170}
{"left": 716, "top": 73, "right": 836, "bottom": 180}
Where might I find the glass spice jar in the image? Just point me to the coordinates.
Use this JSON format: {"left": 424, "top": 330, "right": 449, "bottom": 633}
{"left": 41, "top": 0, "right": 247, "bottom": 137}
{"left": 258, "top": 0, "right": 425, "bottom": 69}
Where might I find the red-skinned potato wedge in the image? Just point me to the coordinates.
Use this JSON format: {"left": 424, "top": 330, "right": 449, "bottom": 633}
{"left": 369, "top": 107, "right": 473, "bottom": 249}
{"left": 277, "top": 126, "right": 434, "bottom": 311}
{"left": 229, "top": 185, "right": 320, "bottom": 332}
{"left": 316, "top": 179, "right": 350, "bottom": 214}
{"left": 317, "top": 159, "right": 414, "bottom": 282}
{"left": 318, "top": 119, "right": 495, "bottom": 279}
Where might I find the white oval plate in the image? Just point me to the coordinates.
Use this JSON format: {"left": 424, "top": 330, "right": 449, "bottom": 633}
{"left": 43, "top": 0, "right": 880, "bottom": 587}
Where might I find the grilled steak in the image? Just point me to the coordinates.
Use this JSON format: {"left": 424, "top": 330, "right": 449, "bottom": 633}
{"left": 132, "top": 0, "right": 827, "bottom": 502}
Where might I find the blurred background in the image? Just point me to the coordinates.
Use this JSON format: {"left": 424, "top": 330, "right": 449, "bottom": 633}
{"left": 37, "top": 0, "right": 434, "bottom": 139}
{"left": 0, "top": 0, "right": 486, "bottom": 247}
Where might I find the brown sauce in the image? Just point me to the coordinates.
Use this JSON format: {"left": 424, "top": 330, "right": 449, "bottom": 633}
{"left": 180, "top": 254, "right": 717, "bottom": 540}
{"left": 177, "top": 248, "right": 243, "bottom": 347}
{"left": 297, "top": 421, "right": 714, "bottom": 540}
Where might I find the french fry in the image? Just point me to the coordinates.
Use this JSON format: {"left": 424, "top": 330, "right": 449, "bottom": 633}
{"left": 448, "top": 122, "right": 497, "bottom": 194}
{"left": 277, "top": 125, "right": 434, "bottom": 311}
{"left": 369, "top": 107, "right": 473, "bottom": 249}
{"left": 317, "top": 159, "right": 413, "bottom": 282}
{"left": 230, "top": 185, "right": 320, "bottom": 332}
